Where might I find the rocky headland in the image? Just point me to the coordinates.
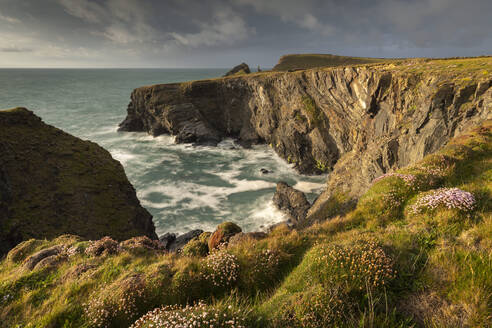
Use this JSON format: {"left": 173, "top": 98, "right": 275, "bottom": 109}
{"left": 1, "top": 57, "right": 491, "bottom": 328}
{"left": 119, "top": 57, "right": 491, "bottom": 225}
{"left": 0, "top": 108, "right": 157, "bottom": 255}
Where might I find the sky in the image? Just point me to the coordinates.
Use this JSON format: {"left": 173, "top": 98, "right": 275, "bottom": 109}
{"left": 0, "top": 0, "right": 491, "bottom": 68}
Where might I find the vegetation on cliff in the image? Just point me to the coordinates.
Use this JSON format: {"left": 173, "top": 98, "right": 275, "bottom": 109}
{"left": 1, "top": 120, "right": 490, "bottom": 327}
{"left": 272, "top": 53, "right": 395, "bottom": 71}
{"left": 0, "top": 108, "right": 157, "bottom": 256}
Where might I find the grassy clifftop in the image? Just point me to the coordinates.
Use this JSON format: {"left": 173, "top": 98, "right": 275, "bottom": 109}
{"left": 272, "top": 53, "right": 396, "bottom": 71}
{"left": 0, "top": 108, "right": 157, "bottom": 256}
{"left": 1, "top": 119, "right": 490, "bottom": 327}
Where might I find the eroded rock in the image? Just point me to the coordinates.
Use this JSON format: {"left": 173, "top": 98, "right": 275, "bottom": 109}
{"left": 273, "top": 182, "right": 311, "bottom": 225}
{"left": 223, "top": 63, "right": 250, "bottom": 77}
{"left": 208, "top": 222, "right": 242, "bottom": 250}
{"left": 168, "top": 229, "right": 204, "bottom": 252}
{"left": 23, "top": 245, "right": 63, "bottom": 270}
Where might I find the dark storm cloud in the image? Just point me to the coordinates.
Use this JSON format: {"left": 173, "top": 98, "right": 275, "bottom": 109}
{"left": 0, "top": 0, "right": 490, "bottom": 67}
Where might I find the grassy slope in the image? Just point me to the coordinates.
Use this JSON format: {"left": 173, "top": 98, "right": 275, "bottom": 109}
{"left": 0, "top": 120, "right": 490, "bottom": 327}
{"left": 272, "top": 53, "right": 397, "bottom": 71}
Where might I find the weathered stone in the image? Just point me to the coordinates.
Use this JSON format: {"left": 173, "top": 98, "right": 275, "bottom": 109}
{"left": 208, "top": 222, "right": 242, "bottom": 250}
{"left": 273, "top": 182, "right": 311, "bottom": 225}
{"left": 23, "top": 245, "right": 63, "bottom": 270}
{"left": 223, "top": 63, "right": 250, "bottom": 77}
{"left": 181, "top": 233, "right": 210, "bottom": 257}
{"left": 33, "top": 254, "right": 66, "bottom": 271}
{"left": 168, "top": 229, "right": 203, "bottom": 252}
{"left": 159, "top": 233, "right": 176, "bottom": 249}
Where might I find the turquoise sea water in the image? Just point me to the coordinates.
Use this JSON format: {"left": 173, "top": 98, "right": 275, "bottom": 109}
{"left": 0, "top": 69, "right": 326, "bottom": 236}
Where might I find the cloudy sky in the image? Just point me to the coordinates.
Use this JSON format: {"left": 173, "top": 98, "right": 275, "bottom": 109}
{"left": 0, "top": 0, "right": 491, "bottom": 68}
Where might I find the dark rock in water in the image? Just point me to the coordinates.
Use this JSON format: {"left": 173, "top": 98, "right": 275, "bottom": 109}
{"left": 260, "top": 168, "right": 272, "bottom": 174}
{"left": 223, "top": 63, "right": 251, "bottom": 77}
{"left": 168, "top": 229, "right": 203, "bottom": 252}
{"left": 208, "top": 222, "right": 242, "bottom": 250}
{"left": 273, "top": 182, "right": 311, "bottom": 225}
{"left": 0, "top": 108, "right": 157, "bottom": 256}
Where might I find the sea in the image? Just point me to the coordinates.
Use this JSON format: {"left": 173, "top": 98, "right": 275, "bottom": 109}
{"left": 0, "top": 69, "right": 326, "bottom": 236}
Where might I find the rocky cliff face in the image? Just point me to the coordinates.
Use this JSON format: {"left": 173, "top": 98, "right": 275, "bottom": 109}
{"left": 0, "top": 108, "right": 157, "bottom": 255}
{"left": 119, "top": 58, "right": 492, "bottom": 220}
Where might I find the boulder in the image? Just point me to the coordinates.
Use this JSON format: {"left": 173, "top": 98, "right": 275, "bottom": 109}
{"left": 168, "top": 229, "right": 204, "bottom": 252}
{"left": 181, "top": 232, "right": 211, "bottom": 257}
{"left": 23, "top": 245, "right": 63, "bottom": 270}
{"left": 159, "top": 233, "right": 176, "bottom": 249}
{"left": 223, "top": 63, "right": 250, "bottom": 77}
{"left": 272, "top": 182, "right": 311, "bottom": 225}
{"left": 208, "top": 222, "right": 242, "bottom": 250}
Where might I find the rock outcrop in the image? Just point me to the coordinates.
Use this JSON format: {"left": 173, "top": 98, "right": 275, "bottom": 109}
{"left": 0, "top": 108, "right": 157, "bottom": 255}
{"left": 118, "top": 58, "right": 492, "bottom": 220}
{"left": 223, "top": 63, "right": 250, "bottom": 77}
{"left": 208, "top": 222, "right": 242, "bottom": 250}
{"left": 272, "top": 182, "right": 311, "bottom": 225}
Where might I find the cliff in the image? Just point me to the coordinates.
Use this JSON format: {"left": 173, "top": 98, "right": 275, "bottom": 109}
{"left": 0, "top": 108, "right": 157, "bottom": 255}
{"left": 119, "top": 57, "right": 492, "bottom": 217}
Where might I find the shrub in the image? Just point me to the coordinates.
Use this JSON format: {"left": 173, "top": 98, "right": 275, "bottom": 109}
{"left": 83, "top": 274, "right": 149, "bottom": 327}
{"left": 373, "top": 173, "right": 417, "bottom": 187}
{"left": 130, "top": 301, "right": 247, "bottom": 328}
{"left": 311, "top": 238, "right": 395, "bottom": 290}
{"left": 411, "top": 188, "right": 476, "bottom": 214}
{"left": 182, "top": 234, "right": 209, "bottom": 257}
{"left": 272, "top": 284, "right": 348, "bottom": 328}
{"left": 85, "top": 237, "right": 119, "bottom": 257}
{"left": 201, "top": 251, "right": 239, "bottom": 289}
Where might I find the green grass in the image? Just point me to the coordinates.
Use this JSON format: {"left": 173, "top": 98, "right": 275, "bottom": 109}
{"left": 0, "top": 117, "right": 491, "bottom": 327}
{"left": 272, "top": 54, "right": 398, "bottom": 71}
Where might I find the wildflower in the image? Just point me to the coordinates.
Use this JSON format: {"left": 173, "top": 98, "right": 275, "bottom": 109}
{"left": 372, "top": 173, "right": 417, "bottom": 187}
{"left": 411, "top": 188, "right": 476, "bottom": 213}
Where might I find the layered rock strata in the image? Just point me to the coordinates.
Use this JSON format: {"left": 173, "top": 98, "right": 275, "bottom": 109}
{"left": 119, "top": 58, "right": 492, "bottom": 220}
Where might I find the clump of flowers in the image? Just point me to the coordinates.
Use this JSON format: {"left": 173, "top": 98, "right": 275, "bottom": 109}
{"left": 130, "top": 302, "right": 247, "bottom": 328}
{"left": 119, "top": 236, "right": 164, "bottom": 252}
{"left": 382, "top": 189, "right": 405, "bottom": 210}
{"left": 201, "top": 251, "right": 239, "bottom": 288}
{"left": 420, "top": 154, "right": 456, "bottom": 177}
{"left": 372, "top": 173, "right": 417, "bottom": 187}
{"left": 249, "top": 249, "right": 281, "bottom": 287}
{"left": 313, "top": 238, "right": 395, "bottom": 290}
{"left": 84, "top": 275, "right": 147, "bottom": 327}
{"left": 294, "top": 286, "right": 347, "bottom": 328}
{"left": 411, "top": 188, "right": 476, "bottom": 214}
{"left": 84, "top": 296, "right": 113, "bottom": 328}
{"left": 85, "top": 237, "right": 119, "bottom": 257}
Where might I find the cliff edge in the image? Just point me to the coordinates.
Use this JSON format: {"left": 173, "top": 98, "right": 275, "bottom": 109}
{"left": 0, "top": 108, "right": 157, "bottom": 255}
{"left": 119, "top": 58, "right": 491, "bottom": 204}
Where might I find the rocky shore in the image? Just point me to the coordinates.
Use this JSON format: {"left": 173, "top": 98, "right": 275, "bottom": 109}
{"left": 119, "top": 58, "right": 492, "bottom": 224}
